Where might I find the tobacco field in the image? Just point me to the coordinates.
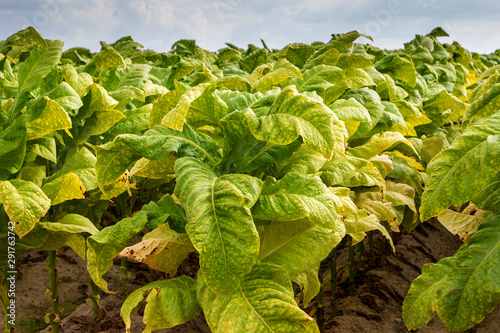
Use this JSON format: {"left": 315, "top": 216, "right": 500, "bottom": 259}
{"left": 0, "top": 26, "right": 499, "bottom": 332}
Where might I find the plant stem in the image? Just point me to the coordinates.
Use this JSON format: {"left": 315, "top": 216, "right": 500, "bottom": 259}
{"left": 380, "top": 237, "right": 387, "bottom": 267}
{"left": 316, "top": 276, "right": 325, "bottom": 333}
{"left": 368, "top": 231, "right": 375, "bottom": 267}
{"left": 91, "top": 280, "right": 100, "bottom": 333}
{"left": 48, "top": 250, "right": 60, "bottom": 333}
{"left": 330, "top": 247, "right": 338, "bottom": 316}
{"left": 121, "top": 257, "right": 129, "bottom": 298}
{"left": 348, "top": 239, "right": 355, "bottom": 296}
{"left": 358, "top": 241, "right": 365, "bottom": 285}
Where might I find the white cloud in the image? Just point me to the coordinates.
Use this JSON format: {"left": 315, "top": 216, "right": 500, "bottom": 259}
{"left": 69, "top": 0, "right": 122, "bottom": 28}
{"left": 129, "top": 0, "right": 176, "bottom": 28}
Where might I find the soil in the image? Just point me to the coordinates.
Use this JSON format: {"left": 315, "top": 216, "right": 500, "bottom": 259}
{"left": 1, "top": 219, "right": 499, "bottom": 333}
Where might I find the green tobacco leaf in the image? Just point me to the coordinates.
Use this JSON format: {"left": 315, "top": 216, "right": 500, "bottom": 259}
{"left": 292, "top": 267, "right": 321, "bottom": 306}
{"left": 276, "top": 146, "right": 328, "bottom": 177}
{"left": 244, "top": 85, "right": 346, "bottom": 159}
{"left": 174, "top": 157, "right": 262, "bottom": 295}
{"left": 43, "top": 82, "right": 83, "bottom": 112}
{"left": 252, "top": 58, "right": 302, "bottom": 93}
{"left": 0, "top": 179, "right": 50, "bottom": 238}
{"left": 239, "top": 48, "right": 268, "bottom": 74}
{"left": 329, "top": 98, "right": 371, "bottom": 135}
{"left": 402, "top": 256, "right": 458, "bottom": 330}
{"left": 336, "top": 53, "right": 373, "bottom": 70}
{"left": 46, "top": 147, "right": 98, "bottom": 192}
{"left": 76, "top": 83, "right": 118, "bottom": 121}
{"left": 320, "top": 155, "right": 369, "bottom": 186}
{"left": 73, "top": 83, "right": 122, "bottom": 144}
{"left": 61, "top": 64, "right": 93, "bottom": 96}
{"left": 216, "top": 76, "right": 251, "bottom": 92}
{"left": 130, "top": 154, "right": 176, "bottom": 180}
{"left": 464, "top": 83, "right": 500, "bottom": 121}
{"left": 96, "top": 124, "right": 219, "bottom": 194}
{"left": 278, "top": 43, "right": 315, "bottom": 68}
{"left": 420, "top": 114, "right": 500, "bottom": 221}
{"left": 119, "top": 223, "right": 194, "bottom": 276}
{"left": 303, "top": 45, "right": 340, "bottom": 70}
{"left": 252, "top": 173, "right": 340, "bottom": 230}
{"left": 437, "top": 206, "right": 489, "bottom": 242}
{"left": 375, "top": 54, "right": 416, "bottom": 87}
{"left": 355, "top": 188, "right": 398, "bottom": 231}
{"left": 343, "top": 211, "right": 394, "bottom": 250}
{"left": 121, "top": 276, "right": 201, "bottom": 333}
{"left": 25, "top": 137, "right": 56, "bottom": 163}
{"left": 138, "top": 194, "right": 186, "bottom": 230}
{"left": 150, "top": 89, "right": 181, "bottom": 128}
{"left": 161, "top": 83, "right": 209, "bottom": 130}
{"left": 187, "top": 84, "right": 229, "bottom": 128}
{"left": 0, "top": 125, "right": 27, "bottom": 174}
{"left": 38, "top": 214, "right": 99, "bottom": 235}
{"left": 259, "top": 218, "right": 344, "bottom": 278}
{"left": 291, "top": 65, "right": 343, "bottom": 96}
{"left": 347, "top": 131, "right": 418, "bottom": 159}
{"left": 473, "top": 172, "right": 500, "bottom": 212}
{"left": 34, "top": 232, "right": 86, "bottom": 259}
{"left": 403, "top": 214, "right": 500, "bottom": 332}
{"left": 9, "top": 40, "right": 63, "bottom": 117}
{"left": 25, "top": 97, "right": 72, "bottom": 140}
{"left": 102, "top": 64, "right": 151, "bottom": 102}
{"left": 106, "top": 104, "right": 152, "bottom": 138}
{"left": 198, "top": 261, "right": 319, "bottom": 333}
{"left": 330, "top": 187, "right": 358, "bottom": 215}
{"left": 423, "top": 89, "right": 467, "bottom": 118}
{"left": 87, "top": 211, "right": 149, "bottom": 293}
{"left": 41, "top": 172, "right": 87, "bottom": 205}
{"left": 18, "top": 164, "right": 46, "bottom": 187}
{"left": 344, "top": 68, "right": 375, "bottom": 89}
{"left": 84, "top": 46, "right": 125, "bottom": 73}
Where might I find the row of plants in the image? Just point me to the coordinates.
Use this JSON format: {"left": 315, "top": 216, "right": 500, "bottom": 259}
{"left": 0, "top": 26, "right": 498, "bottom": 332}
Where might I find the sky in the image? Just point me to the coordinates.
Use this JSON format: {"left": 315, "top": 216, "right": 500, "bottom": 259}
{"left": 1, "top": 0, "right": 500, "bottom": 54}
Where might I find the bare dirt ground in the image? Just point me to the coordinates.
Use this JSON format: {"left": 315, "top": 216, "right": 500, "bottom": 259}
{"left": 1, "top": 219, "right": 499, "bottom": 333}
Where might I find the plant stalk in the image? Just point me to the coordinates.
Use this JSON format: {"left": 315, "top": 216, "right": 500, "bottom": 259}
{"left": 348, "top": 240, "right": 355, "bottom": 296}
{"left": 121, "top": 257, "right": 129, "bottom": 298}
{"left": 91, "top": 280, "right": 100, "bottom": 333}
{"left": 48, "top": 250, "right": 60, "bottom": 333}
{"left": 380, "top": 237, "right": 387, "bottom": 267}
{"left": 316, "top": 277, "right": 325, "bottom": 333}
{"left": 330, "top": 247, "right": 338, "bottom": 316}
{"left": 358, "top": 241, "right": 365, "bottom": 285}
{"left": 368, "top": 231, "right": 375, "bottom": 267}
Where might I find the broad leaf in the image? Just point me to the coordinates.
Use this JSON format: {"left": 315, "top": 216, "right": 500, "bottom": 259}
{"left": 0, "top": 179, "right": 50, "bottom": 238}
{"left": 118, "top": 223, "right": 194, "bottom": 276}
{"left": 292, "top": 267, "right": 321, "bottom": 306}
{"left": 244, "top": 85, "right": 346, "bottom": 159}
{"left": 420, "top": 114, "right": 500, "bottom": 221}
{"left": 37, "top": 214, "right": 99, "bottom": 235}
{"left": 347, "top": 131, "right": 418, "bottom": 159}
{"left": 198, "top": 261, "right": 319, "bottom": 333}
{"left": 403, "top": 214, "right": 500, "bottom": 332}
{"left": 121, "top": 276, "right": 201, "bottom": 333}
{"left": 252, "top": 173, "right": 340, "bottom": 230}
{"left": 9, "top": 40, "right": 63, "bottom": 117}
{"left": 174, "top": 157, "right": 262, "bottom": 295}
{"left": 87, "top": 211, "right": 148, "bottom": 293}
{"left": 259, "top": 218, "right": 344, "bottom": 278}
